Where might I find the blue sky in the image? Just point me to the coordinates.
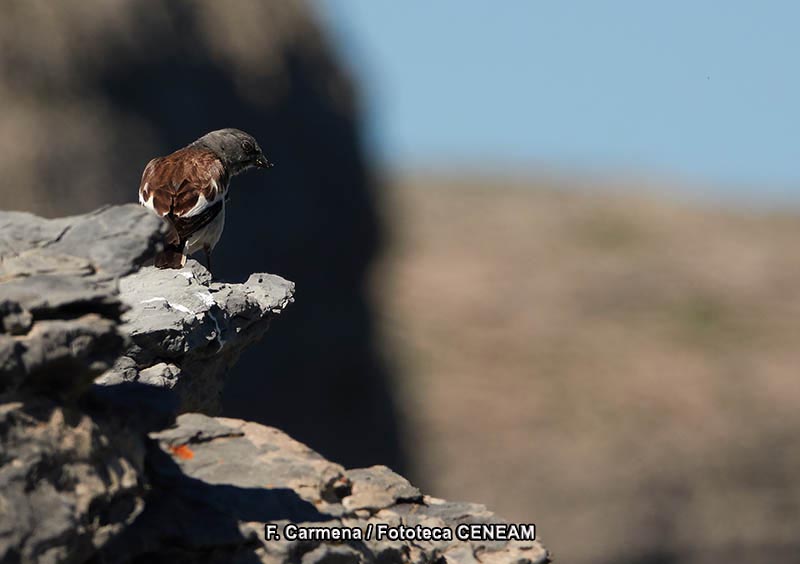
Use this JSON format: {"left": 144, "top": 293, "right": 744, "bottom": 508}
{"left": 316, "top": 1, "right": 800, "bottom": 201}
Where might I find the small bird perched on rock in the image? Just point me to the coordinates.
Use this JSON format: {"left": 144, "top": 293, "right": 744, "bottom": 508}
{"left": 138, "top": 128, "right": 273, "bottom": 273}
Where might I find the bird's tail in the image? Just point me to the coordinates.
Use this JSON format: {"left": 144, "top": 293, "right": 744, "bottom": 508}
{"left": 155, "top": 244, "right": 186, "bottom": 269}
{"left": 155, "top": 223, "right": 186, "bottom": 269}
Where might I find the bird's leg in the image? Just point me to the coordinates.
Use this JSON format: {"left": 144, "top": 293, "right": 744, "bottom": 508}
{"left": 204, "top": 246, "right": 213, "bottom": 277}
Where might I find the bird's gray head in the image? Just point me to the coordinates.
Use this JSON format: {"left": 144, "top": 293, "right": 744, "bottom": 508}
{"left": 192, "top": 128, "right": 273, "bottom": 175}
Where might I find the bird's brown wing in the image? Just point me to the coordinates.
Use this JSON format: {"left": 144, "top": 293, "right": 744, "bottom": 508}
{"left": 170, "top": 200, "right": 224, "bottom": 241}
{"left": 138, "top": 147, "right": 228, "bottom": 243}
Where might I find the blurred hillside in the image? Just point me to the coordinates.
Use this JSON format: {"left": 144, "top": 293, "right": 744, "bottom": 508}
{"left": 376, "top": 174, "right": 800, "bottom": 564}
{"left": 0, "top": 0, "right": 405, "bottom": 472}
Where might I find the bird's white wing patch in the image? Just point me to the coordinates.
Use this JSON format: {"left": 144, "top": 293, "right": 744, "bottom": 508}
{"left": 139, "top": 192, "right": 162, "bottom": 216}
{"left": 139, "top": 181, "right": 168, "bottom": 217}
{"left": 181, "top": 191, "right": 222, "bottom": 218}
{"left": 138, "top": 182, "right": 149, "bottom": 205}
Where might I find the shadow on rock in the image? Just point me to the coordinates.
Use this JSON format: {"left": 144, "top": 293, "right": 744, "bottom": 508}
{"left": 97, "top": 445, "right": 330, "bottom": 563}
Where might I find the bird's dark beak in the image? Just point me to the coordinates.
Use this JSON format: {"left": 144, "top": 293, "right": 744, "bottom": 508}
{"left": 255, "top": 155, "right": 274, "bottom": 169}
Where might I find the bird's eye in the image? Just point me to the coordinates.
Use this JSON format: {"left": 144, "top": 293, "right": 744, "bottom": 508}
{"left": 241, "top": 140, "right": 254, "bottom": 153}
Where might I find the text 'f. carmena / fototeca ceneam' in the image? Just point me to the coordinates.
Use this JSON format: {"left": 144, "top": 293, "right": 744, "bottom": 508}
{"left": 138, "top": 128, "right": 273, "bottom": 274}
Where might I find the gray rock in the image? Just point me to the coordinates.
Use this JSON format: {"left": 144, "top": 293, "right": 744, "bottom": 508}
{"left": 0, "top": 398, "right": 146, "bottom": 564}
{"left": 0, "top": 203, "right": 293, "bottom": 411}
{"left": 0, "top": 205, "right": 165, "bottom": 284}
{"left": 10, "top": 315, "right": 124, "bottom": 399}
{"left": 137, "top": 362, "right": 181, "bottom": 387}
{"left": 343, "top": 466, "right": 422, "bottom": 512}
{"left": 99, "top": 413, "right": 549, "bottom": 564}
{"left": 0, "top": 206, "right": 158, "bottom": 397}
{"left": 301, "top": 544, "right": 362, "bottom": 564}
{"left": 0, "top": 205, "right": 149, "bottom": 561}
{"left": 97, "top": 260, "right": 295, "bottom": 413}
{"left": 0, "top": 211, "right": 71, "bottom": 257}
{"left": 1, "top": 204, "right": 549, "bottom": 564}
{"left": 42, "top": 205, "right": 165, "bottom": 280}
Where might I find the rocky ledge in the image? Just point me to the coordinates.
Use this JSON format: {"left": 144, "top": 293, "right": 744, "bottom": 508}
{"left": 0, "top": 204, "right": 294, "bottom": 413}
{"left": 100, "top": 261, "right": 294, "bottom": 414}
{"left": 0, "top": 205, "right": 549, "bottom": 563}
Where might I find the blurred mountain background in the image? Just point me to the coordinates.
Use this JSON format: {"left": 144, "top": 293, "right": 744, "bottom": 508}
{"left": 1, "top": 2, "right": 799, "bottom": 563}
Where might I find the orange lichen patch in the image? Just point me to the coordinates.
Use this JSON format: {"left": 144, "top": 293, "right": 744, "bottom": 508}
{"left": 169, "top": 444, "right": 194, "bottom": 460}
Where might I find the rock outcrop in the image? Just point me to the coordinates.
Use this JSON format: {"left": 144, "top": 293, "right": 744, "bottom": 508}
{"left": 1, "top": 204, "right": 294, "bottom": 413}
{"left": 104, "top": 413, "right": 548, "bottom": 564}
{"left": 0, "top": 205, "right": 164, "bottom": 399}
{"left": 0, "top": 205, "right": 549, "bottom": 563}
{"left": 100, "top": 261, "right": 294, "bottom": 414}
{"left": 0, "top": 205, "right": 165, "bottom": 562}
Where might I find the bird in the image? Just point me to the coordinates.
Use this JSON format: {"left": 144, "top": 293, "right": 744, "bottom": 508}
{"left": 138, "top": 128, "right": 273, "bottom": 274}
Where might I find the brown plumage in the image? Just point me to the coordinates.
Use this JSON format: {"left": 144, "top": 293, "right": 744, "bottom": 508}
{"left": 138, "top": 129, "right": 272, "bottom": 273}
{"left": 140, "top": 148, "right": 228, "bottom": 268}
